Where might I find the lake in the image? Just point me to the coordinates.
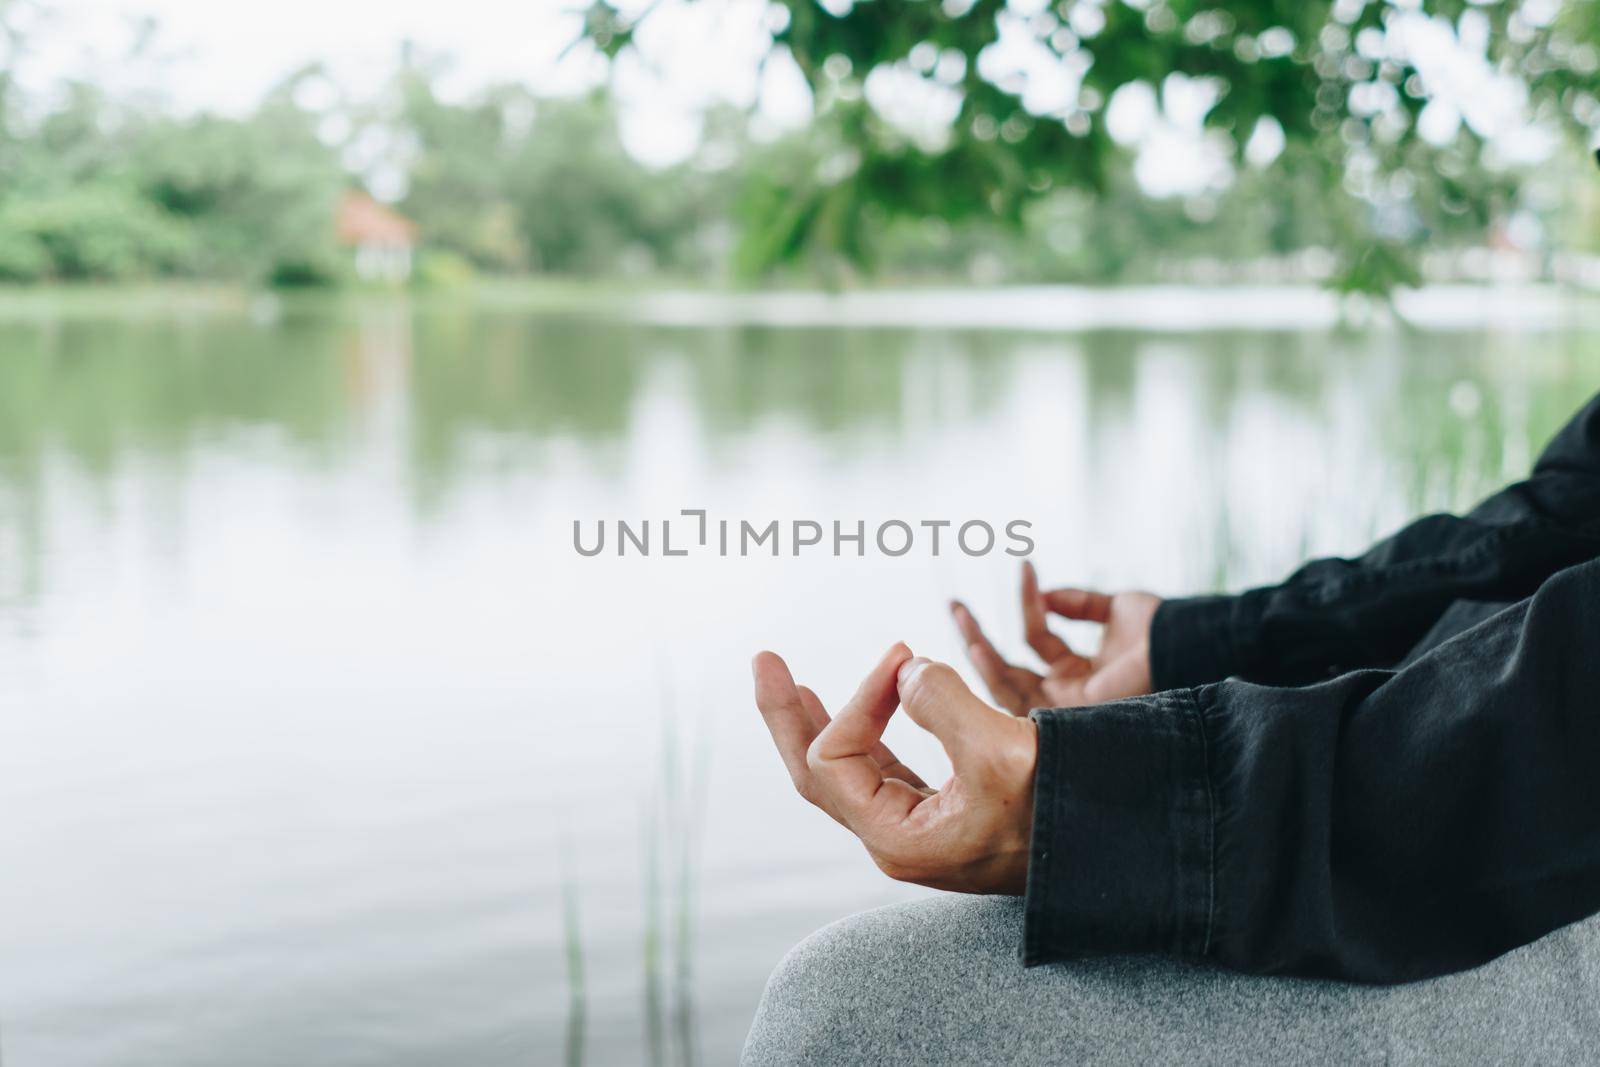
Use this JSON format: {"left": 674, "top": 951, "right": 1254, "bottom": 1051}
{"left": 0, "top": 286, "right": 1597, "bottom": 1066}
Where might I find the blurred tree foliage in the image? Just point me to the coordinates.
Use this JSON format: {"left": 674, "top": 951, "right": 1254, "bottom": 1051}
{"left": 0, "top": 7, "right": 348, "bottom": 284}
{"left": 383, "top": 49, "right": 734, "bottom": 275}
{"left": 0, "top": 6, "right": 735, "bottom": 284}
{"left": 0, "top": 0, "right": 1594, "bottom": 288}
{"left": 588, "top": 0, "right": 1600, "bottom": 290}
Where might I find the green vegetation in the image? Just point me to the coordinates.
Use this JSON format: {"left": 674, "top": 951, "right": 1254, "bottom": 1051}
{"left": 1, "top": 0, "right": 1596, "bottom": 290}
{"left": 589, "top": 0, "right": 1600, "bottom": 290}
{"left": 0, "top": 73, "right": 346, "bottom": 284}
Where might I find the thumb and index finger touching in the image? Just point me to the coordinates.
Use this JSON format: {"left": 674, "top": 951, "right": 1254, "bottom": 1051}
{"left": 1024, "top": 560, "right": 1122, "bottom": 665}
{"left": 755, "top": 639, "right": 1011, "bottom": 815}
{"left": 895, "top": 655, "right": 1016, "bottom": 777}
{"left": 754, "top": 642, "right": 920, "bottom": 825}
{"left": 786, "top": 642, "right": 1008, "bottom": 770}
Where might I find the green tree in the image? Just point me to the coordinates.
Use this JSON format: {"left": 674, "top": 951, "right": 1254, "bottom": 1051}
{"left": 373, "top": 49, "right": 729, "bottom": 276}
{"left": 0, "top": 13, "right": 344, "bottom": 284}
{"left": 130, "top": 74, "right": 347, "bottom": 282}
{"left": 586, "top": 0, "right": 1600, "bottom": 290}
{"left": 502, "top": 92, "right": 718, "bottom": 275}
{"left": 387, "top": 48, "right": 533, "bottom": 271}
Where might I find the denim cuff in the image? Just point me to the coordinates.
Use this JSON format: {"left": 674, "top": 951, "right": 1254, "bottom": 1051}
{"left": 1150, "top": 595, "right": 1248, "bottom": 690}
{"left": 1022, "top": 691, "right": 1215, "bottom": 966}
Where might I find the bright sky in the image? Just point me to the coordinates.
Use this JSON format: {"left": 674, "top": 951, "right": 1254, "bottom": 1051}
{"left": 18, "top": 0, "right": 814, "bottom": 166}
{"left": 13, "top": 0, "right": 1557, "bottom": 192}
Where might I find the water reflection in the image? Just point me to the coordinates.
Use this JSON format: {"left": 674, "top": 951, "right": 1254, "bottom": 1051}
{"left": 0, "top": 294, "right": 1596, "bottom": 1066}
{"left": 0, "top": 306, "right": 1586, "bottom": 481}
{"left": 2, "top": 303, "right": 1592, "bottom": 619}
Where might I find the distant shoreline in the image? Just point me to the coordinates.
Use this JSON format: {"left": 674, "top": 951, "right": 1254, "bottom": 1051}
{"left": 2, "top": 278, "right": 1598, "bottom": 333}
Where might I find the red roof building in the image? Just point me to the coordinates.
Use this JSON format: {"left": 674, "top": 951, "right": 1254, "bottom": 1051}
{"left": 335, "top": 190, "right": 417, "bottom": 282}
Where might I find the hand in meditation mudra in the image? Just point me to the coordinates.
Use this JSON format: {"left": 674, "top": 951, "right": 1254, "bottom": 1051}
{"left": 752, "top": 561, "right": 1160, "bottom": 895}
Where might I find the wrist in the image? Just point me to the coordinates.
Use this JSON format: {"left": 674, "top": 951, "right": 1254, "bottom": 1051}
{"left": 995, "top": 717, "right": 1037, "bottom": 894}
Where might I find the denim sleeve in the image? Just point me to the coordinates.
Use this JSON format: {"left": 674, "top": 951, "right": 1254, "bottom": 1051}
{"left": 1150, "top": 390, "right": 1600, "bottom": 690}
{"left": 1023, "top": 557, "right": 1600, "bottom": 983}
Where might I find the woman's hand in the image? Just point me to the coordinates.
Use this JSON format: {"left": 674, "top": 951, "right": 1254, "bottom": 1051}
{"left": 751, "top": 645, "right": 1036, "bottom": 895}
{"left": 951, "top": 560, "right": 1160, "bottom": 715}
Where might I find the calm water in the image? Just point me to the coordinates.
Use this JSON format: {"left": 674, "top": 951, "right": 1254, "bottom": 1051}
{"left": 0, "top": 289, "right": 1596, "bottom": 1066}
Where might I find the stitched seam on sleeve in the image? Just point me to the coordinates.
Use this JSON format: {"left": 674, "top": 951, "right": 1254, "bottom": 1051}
{"left": 1022, "top": 709, "right": 1060, "bottom": 964}
{"left": 1189, "top": 689, "right": 1217, "bottom": 957}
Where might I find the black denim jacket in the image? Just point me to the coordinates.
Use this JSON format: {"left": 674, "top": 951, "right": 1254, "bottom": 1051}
{"left": 1024, "top": 391, "right": 1600, "bottom": 983}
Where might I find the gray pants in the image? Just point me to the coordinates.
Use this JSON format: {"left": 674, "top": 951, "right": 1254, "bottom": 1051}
{"left": 743, "top": 895, "right": 1600, "bottom": 1065}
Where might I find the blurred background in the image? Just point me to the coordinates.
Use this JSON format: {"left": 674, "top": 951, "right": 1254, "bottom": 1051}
{"left": 0, "top": 0, "right": 1598, "bottom": 1065}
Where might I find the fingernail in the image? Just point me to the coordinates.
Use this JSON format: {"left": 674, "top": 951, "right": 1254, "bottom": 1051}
{"left": 898, "top": 656, "right": 929, "bottom": 685}
{"left": 948, "top": 599, "right": 963, "bottom": 614}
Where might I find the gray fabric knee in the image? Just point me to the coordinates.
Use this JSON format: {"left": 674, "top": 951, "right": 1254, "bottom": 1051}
{"left": 742, "top": 894, "right": 1600, "bottom": 1066}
